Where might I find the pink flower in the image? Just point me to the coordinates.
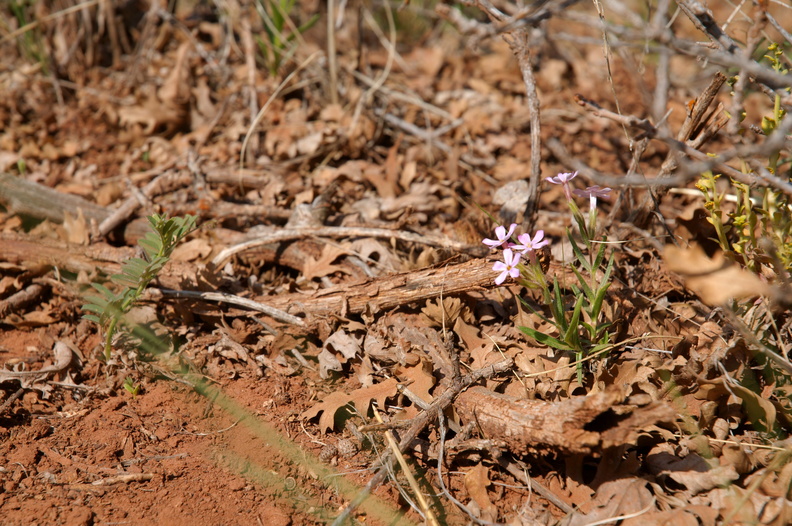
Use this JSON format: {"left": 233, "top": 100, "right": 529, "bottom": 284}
{"left": 573, "top": 185, "right": 612, "bottom": 211}
{"left": 493, "top": 249, "right": 522, "bottom": 285}
{"left": 546, "top": 171, "right": 578, "bottom": 201}
{"left": 513, "top": 230, "right": 550, "bottom": 254}
{"left": 483, "top": 223, "right": 517, "bottom": 249}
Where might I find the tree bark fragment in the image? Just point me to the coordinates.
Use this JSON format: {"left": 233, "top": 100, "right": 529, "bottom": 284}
{"left": 455, "top": 386, "right": 676, "bottom": 456}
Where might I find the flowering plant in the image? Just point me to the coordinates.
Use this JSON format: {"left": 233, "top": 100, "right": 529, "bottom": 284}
{"left": 486, "top": 171, "right": 616, "bottom": 383}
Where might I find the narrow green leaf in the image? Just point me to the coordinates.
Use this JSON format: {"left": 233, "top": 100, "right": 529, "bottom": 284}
{"left": 567, "top": 230, "right": 590, "bottom": 273}
{"left": 590, "top": 282, "right": 611, "bottom": 322}
{"left": 82, "top": 303, "right": 106, "bottom": 315}
{"left": 571, "top": 265, "right": 593, "bottom": 299}
{"left": 563, "top": 294, "right": 585, "bottom": 350}
{"left": 550, "top": 279, "right": 568, "bottom": 332}
{"left": 90, "top": 282, "right": 118, "bottom": 301}
{"left": 591, "top": 241, "right": 607, "bottom": 272}
{"left": 518, "top": 296, "right": 555, "bottom": 326}
{"left": 519, "top": 326, "right": 574, "bottom": 351}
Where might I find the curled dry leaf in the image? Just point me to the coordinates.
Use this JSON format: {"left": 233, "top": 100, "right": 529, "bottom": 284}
{"left": 663, "top": 244, "right": 770, "bottom": 305}
{"left": 318, "top": 329, "right": 361, "bottom": 379}
{"left": 302, "top": 244, "right": 350, "bottom": 281}
{"left": 420, "top": 296, "right": 466, "bottom": 328}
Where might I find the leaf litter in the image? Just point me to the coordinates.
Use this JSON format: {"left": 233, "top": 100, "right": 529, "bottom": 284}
{"left": 1, "top": 1, "right": 792, "bottom": 525}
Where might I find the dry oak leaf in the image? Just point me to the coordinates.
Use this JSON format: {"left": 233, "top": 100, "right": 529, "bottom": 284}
{"left": 420, "top": 296, "right": 466, "bottom": 328}
{"left": 561, "top": 478, "right": 655, "bottom": 526}
{"left": 464, "top": 464, "right": 497, "bottom": 524}
{"left": 696, "top": 376, "right": 777, "bottom": 432}
{"left": 318, "top": 329, "right": 361, "bottom": 379}
{"left": 302, "top": 377, "right": 399, "bottom": 433}
{"left": 302, "top": 244, "right": 350, "bottom": 281}
{"left": 663, "top": 244, "right": 769, "bottom": 305}
{"left": 397, "top": 357, "right": 437, "bottom": 420}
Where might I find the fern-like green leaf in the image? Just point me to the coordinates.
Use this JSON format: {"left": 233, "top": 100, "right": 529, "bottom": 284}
{"left": 82, "top": 213, "right": 197, "bottom": 360}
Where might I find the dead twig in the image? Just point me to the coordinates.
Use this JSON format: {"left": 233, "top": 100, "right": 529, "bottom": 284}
{"left": 373, "top": 406, "right": 440, "bottom": 526}
{"left": 90, "top": 473, "right": 156, "bottom": 486}
{"left": 98, "top": 170, "right": 194, "bottom": 237}
{"left": 0, "top": 388, "right": 24, "bottom": 415}
{"left": 331, "top": 358, "right": 514, "bottom": 526}
{"left": 0, "top": 341, "right": 73, "bottom": 381}
{"left": 492, "top": 451, "right": 574, "bottom": 515}
{"left": 0, "top": 283, "right": 46, "bottom": 319}
{"left": 264, "top": 255, "right": 516, "bottom": 322}
{"left": 465, "top": 0, "right": 546, "bottom": 224}
{"left": 155, "top": 289, "right": 305, "bottom": 327}
{"left": 674, "top": 0, "right": 739, "bottom": 54}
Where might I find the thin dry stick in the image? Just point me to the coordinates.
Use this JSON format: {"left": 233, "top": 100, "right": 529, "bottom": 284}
{"left": 556, "top": 91, "right": 792, "bottom": 193}
{"left": 674, "top": 0, "right": 739, "bottom": 54}
{"left": 590, "top": 0, "right": 630, "bottom": 144}
{"left": 436, "top": 411, "right": 502, "bottom": 525}
{"left": 0, "top": 388, "right": 24, "bottom": 415}
{"left": 372, "top": 406, "right": 440, "bottom": 526}
{"left": 331, "top": 358, "right": 514, "bottom": 526}
{"left": 241, "top": 18, "right": 260, "bottom": 156}
{"left": 493, "top": 452, "right": 574, "bottom": 514}
{"left": 471, "top": 0, "right": 544, "bottom": 223}
{"left": 655, "top": 28, "right": 792, "bottom": 91}
{"left": 98, "top": 171, "right": 194, "bottom": 237}
{"left": 212, "top": 226, "right": 475, "bottom": 267}
{"left": 326, "top": 0, "right": 338, "bottom": 105}
{"left": 156, "top": 289, "right": 305, "bottom": 327}
{"left": 514, "top": 41, "right": 542, "bottom": 224}
{"left": 649, "top": 0, "right": 672, "bottom": 125}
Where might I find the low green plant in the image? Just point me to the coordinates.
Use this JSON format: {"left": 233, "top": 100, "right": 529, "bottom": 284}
{"left": 254, "top": 0, "right": 319, "bottom": 76}
{"left": 123, "top": 376, "right": 141, "bottom": 397}
{"left": 485, "top": 172, "right": 616, "bottom": 383}
{"left": 6, "top": 0, "right": 49, "bottom": 74}
{"left": 698, "top": 43, "right": 792, "bottom": 272}
{"left": 82, "top": 214, "right": 197, "bottom": 361}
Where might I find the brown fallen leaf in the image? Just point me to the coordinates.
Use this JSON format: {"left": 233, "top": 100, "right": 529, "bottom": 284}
{"left": 663, "top": 244, "right": 769, "bottom": 305}
{"left": 465, "top": 464, "right": 497, "bottom": 523}
{"left": 302, "top": 377, "right": 399, "bottom": 433}
{"left": 318, "top": 329, "right": 361, "bottom": 379}
{"left": 302, "top": 244, "right": 350, "bottom": 281}
{"left": 561, "top": 478, "right": 655, "bottom": 526}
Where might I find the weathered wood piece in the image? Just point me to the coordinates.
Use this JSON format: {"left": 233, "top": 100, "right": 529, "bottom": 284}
{"left": 262, "top": 255, "right": 502, "bottom": 320}
{"left": 0, "top": 231, "right": 503, "bottom": 324}
{"left": 0, "top": 172, "right": 110, "bottom": 224}
{"left": 455, "top": 386, "right": 676, "bottom": 455}
{"left": 1, "top": 232, "right": 132, "bottom": 276}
